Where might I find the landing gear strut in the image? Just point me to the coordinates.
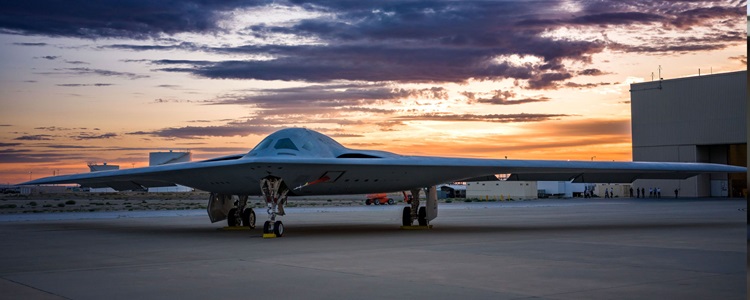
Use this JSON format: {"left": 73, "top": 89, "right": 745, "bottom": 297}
{"left": 260, "top": 176, "right": 289, "bottom": 238}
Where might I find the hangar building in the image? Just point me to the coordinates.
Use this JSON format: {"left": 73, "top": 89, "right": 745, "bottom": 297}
{"left": 148, "top": 150, "right": 193, "bottom": 192}
{"left": 88, "top": 163, "right": 119, "bottom": 193}
{"left": 630, "top": 70, "right": 747, "bottom": 197}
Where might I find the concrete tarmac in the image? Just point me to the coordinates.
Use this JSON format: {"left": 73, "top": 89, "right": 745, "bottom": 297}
{"left": 0, "top": 198, "right": 746, "bottom": 299}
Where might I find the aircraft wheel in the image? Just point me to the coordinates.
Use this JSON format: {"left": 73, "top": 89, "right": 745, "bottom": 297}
{"left": 263, "top": 221, "right": 271, "bottom": 234}
{"left": 388, "top": 198, "right": 395, "bottom": 205}
{"left": 227, "top": 208, "right": 239, "bottom": 227}
{"left": 365, "top": 199, "right": 372, "bottom": 205}
{"left": 418, "top": 207, "right": 427, "bottom": 226}
{"left": 242, "top": 208, "right": 256, "bottom": 229}
{"left": 402, "top": 207, "right": 412, "bottom": 226}
{"left": 274, "top": 221, "right": 284, "bottom": 237}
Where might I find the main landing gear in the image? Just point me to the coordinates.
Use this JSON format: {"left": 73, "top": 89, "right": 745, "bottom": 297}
{"left": 260, "top": 176, "right": 289, "bottom": 238}
{"left": 207, "top": 193, "right": 256, "bottom": 229}
{"left": 401, "top": 186, "right": 438, "bottom": 228}
{"left": 228, "top": 195, "right": 256, "bottom": 228}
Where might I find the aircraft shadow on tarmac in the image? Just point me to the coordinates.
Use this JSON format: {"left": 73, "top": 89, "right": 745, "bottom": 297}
{"left": 17, "top": 219, "right": 739, "bottom": 239}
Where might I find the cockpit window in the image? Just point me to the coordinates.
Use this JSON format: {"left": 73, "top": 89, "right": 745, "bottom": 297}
{"left": 274, "top": 138, "right": 299, "bottom": 151}
{"left": 252, "top": 138, "right": 273, "bottom": 152}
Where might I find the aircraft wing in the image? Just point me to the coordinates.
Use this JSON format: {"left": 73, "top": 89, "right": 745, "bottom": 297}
{"left": 20, "top": 155, "right": 746, "bottom": 195}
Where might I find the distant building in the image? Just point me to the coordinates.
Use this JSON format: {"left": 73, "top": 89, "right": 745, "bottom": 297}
{"left": 148, "top": 150, "right": 193, "bottom": 192}
{"left": 87, "top": 163, "right": 119, "bottom": 192}
{"left": 630, "top": 70, "right": 747, "bottom": 197}
{"left": 466, "top": 181, "right": 537, "bottom": 200}
{"left": 438, "top": 184, "right": 466, "bottom": 198}
{"left": 536, "top": 181, "right": 586, "bottom": 198}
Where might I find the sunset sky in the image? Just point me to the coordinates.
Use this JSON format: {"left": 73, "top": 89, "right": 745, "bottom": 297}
{"left": 0, "top": 0, "right": 747, "bottom": 184}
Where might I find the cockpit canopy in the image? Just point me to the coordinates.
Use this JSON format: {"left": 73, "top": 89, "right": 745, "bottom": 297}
{"left": 243, "top": 128, "right": 398, "bottom": 159}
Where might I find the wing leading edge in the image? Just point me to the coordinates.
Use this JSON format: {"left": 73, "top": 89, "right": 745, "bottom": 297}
{"left": 20, "top": 156, "right": 745, "bottom": 194}
{"left": 19, "top": 128, "right": 746, "bottom": 194}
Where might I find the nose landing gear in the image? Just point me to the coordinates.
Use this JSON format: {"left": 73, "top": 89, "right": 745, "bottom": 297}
{"left": 260, "top": 176, "right": 289, "bottom": 238}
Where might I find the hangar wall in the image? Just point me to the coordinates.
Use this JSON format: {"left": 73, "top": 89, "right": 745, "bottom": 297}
{"left": 630, "top": 70, "right": 747, "bottom": 197}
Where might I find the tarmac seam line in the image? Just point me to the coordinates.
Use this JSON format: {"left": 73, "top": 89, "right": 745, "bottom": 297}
{"left": 0, "top": 276, "right": 73, "bottom": 300}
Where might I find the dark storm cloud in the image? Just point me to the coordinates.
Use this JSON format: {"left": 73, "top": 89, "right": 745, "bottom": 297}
{"left": 34, "top": 126, "right": 73, "bottom": 131}
{"left": 578, "top": 69, "right": 606, "bottom": 76}
{"left": 213, "top": 84, "right": 448, "bottom": 107}
{"left": 1, "top": 0, "right": 743, "bottom": 86}
{"left": 728, "top": 55, "right": 747, "bottom": 65}
{"left": 462, "top": 90, "right": 550, "bottom": 105}
{"left": 57, "top": 83, "right": 114, "bottom": 87}
{"left": 148, "top": 1, "right": 608, "bottom": 84}
{"left": 37, "top": 67, "right": 149, "bottom": 79}
{"left": 64, "top": 60, "right": 89, "bottom": 65}
{"left": 157, "top": 48, "right": 544, "bottom": 83}
{"left": 38, "top": 144, "right": 100, "bottom": 149}
{"left": 396, "top": 113, "right": 569, "bottom": 123}
{"left": 128, "top": 125, "right": 278, "bottom": 139}
{"left": 14, "top": 134, "right": 54, "bottom": 141}
{"left": 670, "top": 6, "right": 744, "bottom": 29}
{"left": 564, "top": 82, "right": 615, "bottom": 89}
{"left": 127, "top": 109, "right": 372, "bottom": 139}
{"left": 12, "top": 42, "right": 47, "bottom": 46}
{"left": 0, "top": 142, "right": 22, "bottom": 147}
{"left": 64, "top": 68, "right": 149, "bottom": 79}
{"left": 527, "top": 72, "right": 574, "bottom": 90}
{"left": 327, "top": 133, "right": 365, "bottom": 138}
{"left": 72, "top": 132, "right": 117, "bottom": 140}
{"left": 106, "top": 42, "right": 206, "bottom": 52}
{"left": 0, "top": 149, "right": 87, "bottom": 163}
{"left": 0, "top": 1, "right": 264, "bottom": 39}
{"left": 39, "top": 55, "right": 58, "bottom": 60}
{"left": 608, "top": 30, "right": 746, "bottom": 54}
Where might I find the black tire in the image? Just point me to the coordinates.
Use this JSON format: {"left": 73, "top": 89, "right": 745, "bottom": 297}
{"left": 227, "top": 208, "right": 238, "bottom": 227}
{"left": 402, "top": 207, "right": 412, "bottom": 226}
{"left": 387, "top": 198, "right": 395, "bottom": 205}
{"left": 365, "top": 199, "right": 372, "bottom": 205}
{"left": 263, "top": 221, "right": 271, "bottom": 234}
{"left": 274, "top": 221, "right": 284, "bottom": 237}
{"left": 372, "top": 199, "right": 378, "bottom": 205}
{"left": 242, "top": 208, "right": 256, "bottom": 229}
{"left": 418, "top": 207, "right": 427, "bottom": 226}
